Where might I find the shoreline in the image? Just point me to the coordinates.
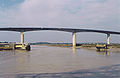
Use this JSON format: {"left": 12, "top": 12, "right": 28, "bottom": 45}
{"left": 31, "top": 43, "right": 120, "bottom": 51}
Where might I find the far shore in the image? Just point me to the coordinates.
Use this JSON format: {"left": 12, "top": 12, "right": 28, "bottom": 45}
{"left": 31, "top": 42, "right": 120, "bottom": 52}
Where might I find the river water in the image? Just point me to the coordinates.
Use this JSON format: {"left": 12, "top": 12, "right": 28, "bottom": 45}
{"left": 0, "top": 45, "right": 120, "bottom": 78}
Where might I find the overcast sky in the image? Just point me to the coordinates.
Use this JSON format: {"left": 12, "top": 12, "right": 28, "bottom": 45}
{"left": 0, "top": 0, "right": 120, "bottom": 43}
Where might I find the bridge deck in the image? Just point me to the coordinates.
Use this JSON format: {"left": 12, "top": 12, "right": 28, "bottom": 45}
{"left": 0, "top": 27, "right": 120, "bottom": 34}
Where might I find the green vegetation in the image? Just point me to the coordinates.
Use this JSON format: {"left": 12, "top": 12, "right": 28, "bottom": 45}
{"left": 30, "top": 42, "right": 120, "bottom": 49}
{"left": 30, "top": 42, "right": 73, "bottom": 47}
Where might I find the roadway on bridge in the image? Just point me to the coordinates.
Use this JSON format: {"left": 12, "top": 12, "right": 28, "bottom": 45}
{"left": 0, "top": 27, "right": 120, "bottom": 34}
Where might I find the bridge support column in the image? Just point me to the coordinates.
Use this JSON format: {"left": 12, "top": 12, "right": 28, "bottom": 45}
{"left": 107, "top": 34, "right": 110, "bottom": 45}
{"left": 72, "top": 32, "right": 76, "bottom": 48}
{"left": 21, "top": 32, "right": 24, "bottom": 44}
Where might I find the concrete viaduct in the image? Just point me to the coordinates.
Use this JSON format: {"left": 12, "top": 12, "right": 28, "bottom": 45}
{"left": 0, "top": 27, "right": 120, "bottom": 48}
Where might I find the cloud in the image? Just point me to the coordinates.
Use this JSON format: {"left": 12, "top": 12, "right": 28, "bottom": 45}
{"left": 10, "top": 0, "right": 120, "bottom": 30}
{"left": 0, "top": 0, "right": 120, "bottom": 30}
{"left": 13, "top": 0, "right": 67, "bottom": 27}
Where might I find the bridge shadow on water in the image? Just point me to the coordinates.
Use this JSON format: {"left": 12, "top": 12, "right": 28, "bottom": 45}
{"left": 1, "top": 64, "right": 120, "bottom": 78}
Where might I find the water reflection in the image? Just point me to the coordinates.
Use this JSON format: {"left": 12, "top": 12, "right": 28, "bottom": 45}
{"left": 0, "top": 45, "right": 120, "bottom": 77}
{"left": 97, "top": 51, "right": 111, "bottom": 56}
{"left": 72, "top": 47, "right": 76, "bottom": 54}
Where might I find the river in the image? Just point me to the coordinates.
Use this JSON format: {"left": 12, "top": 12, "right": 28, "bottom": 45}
{"left": 0, "top": 45, "right": 120, "bottom": 78}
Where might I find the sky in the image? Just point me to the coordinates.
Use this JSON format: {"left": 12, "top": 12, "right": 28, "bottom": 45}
{"left": 0, "top": 0, "right": 120, "bottom": 43}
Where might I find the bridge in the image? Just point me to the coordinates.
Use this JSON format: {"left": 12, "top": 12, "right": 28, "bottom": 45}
{"left": 0, "top": 27, "right": 120, "bottom": 49}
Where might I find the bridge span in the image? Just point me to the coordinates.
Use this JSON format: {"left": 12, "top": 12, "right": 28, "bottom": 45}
{"left": 0, "top": 27, "right": 120, "bottom": 48}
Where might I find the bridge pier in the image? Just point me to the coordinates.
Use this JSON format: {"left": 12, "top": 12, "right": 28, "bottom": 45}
{"left": 107, "top": 34, "right": 110, "bottom": 45}
{"left": 72, "top": 32, "right": 76, "bottom": 48}
{"left": 20, "top": 32, "right": 31, "bottom": 51}
{"left": 21, "top": 32, "right": 24, "bottom": 44}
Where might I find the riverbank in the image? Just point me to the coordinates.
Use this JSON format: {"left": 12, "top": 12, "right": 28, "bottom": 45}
{"left": 31, "top": 42, "right": 120, "bottom": 51}
{"left": 31, "top": 42, "right": 120, "bottom": 49}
